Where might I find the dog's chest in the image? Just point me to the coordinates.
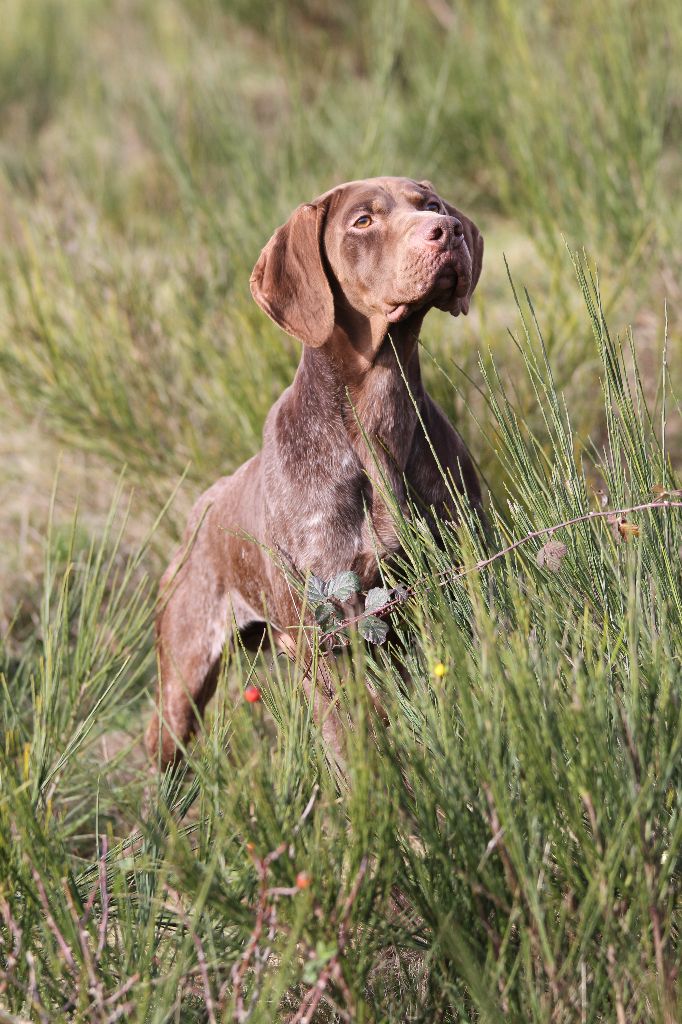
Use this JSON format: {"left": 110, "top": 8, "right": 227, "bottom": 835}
{"left": 276, "top": 440, "right": 377, "bottom": 580}
{"left": 266, "top": 362, "right": 418, "bottom": 582}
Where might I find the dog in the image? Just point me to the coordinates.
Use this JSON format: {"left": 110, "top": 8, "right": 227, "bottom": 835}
{"left": 146, "top": 176, "right": 483, "bottom": 766}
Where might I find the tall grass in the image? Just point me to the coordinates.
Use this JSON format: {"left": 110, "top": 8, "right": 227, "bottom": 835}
{"left": 1, "top": 1, "right": 681, "bottom": 1020}
{"left": 1, "top": 262, "right": 680, "bottom": 1021}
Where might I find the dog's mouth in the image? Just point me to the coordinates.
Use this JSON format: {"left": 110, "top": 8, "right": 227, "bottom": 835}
{"left": 384, "top": 252, "right": 470, "bottom": 323}
{"left": 385, "top": 301, "right": 418, "bottom": 323}
{"left": 431, "top": 248, "right": 470, "bottom": 296}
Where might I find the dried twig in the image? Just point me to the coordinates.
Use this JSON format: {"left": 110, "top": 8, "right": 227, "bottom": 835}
{"left": 290, "top": 857, "right": 368, "bottom": 1024}
{"left": 25, "top": 951, "right": 50, "bottom": 1024}
{"left": 64, "top": 883, "right": 105, "bottom": 1021}
{"left": 95, "top": 835, "right": 109, "bottom": 960}
{"left": 606, "top": 944, "right": 628, "bottom": 1024}
{"left": 422, "top": 0, "right": 455, "bottom": 31}
{"left": 31, "top": 870, "right": 76, "bottom": 972}
{"left": 177, "top": 906, "right": 217, "bottom": 1024}
{"left": 231, "top": 843, "right": 287, "bottom": 1022}
{"left": 103, "top": 974, "right": 141, "bottom": 1007}
{"left": 230, "top": 786, "right": 321, "bottom": 1020}
{"left": 321, "top": 498, "right": 682, "bottom": 642}
{"left": 0, "top": 898, "right": 23, "bottom": 983}
{"left": 0, "top": 1009, "right": 33, "bottom": 1024}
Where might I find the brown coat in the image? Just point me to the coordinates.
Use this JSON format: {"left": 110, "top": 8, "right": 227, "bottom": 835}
{"left": 146, "top": 176, "right": 483, "bottom": 765}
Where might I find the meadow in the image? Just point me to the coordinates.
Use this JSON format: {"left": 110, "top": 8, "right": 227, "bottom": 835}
{"left": 1, "top": 1, "right": 681, "bottom": 1020}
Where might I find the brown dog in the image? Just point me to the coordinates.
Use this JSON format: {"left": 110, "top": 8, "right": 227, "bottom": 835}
{"left": 146, "top": 176, "right": 483, "bottom": 766}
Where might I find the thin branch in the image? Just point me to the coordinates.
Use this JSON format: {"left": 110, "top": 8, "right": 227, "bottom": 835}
{"left": 103, "top": 974, "right": 141, "bottom": 1006}
{"left": 177, "top": 907, "right": 217, "bottom": 1024}
{"left": 231, "top": 840, "right": 288, "bottom": 1022}
{"left": 25, "top": 952, "right": 50, "bottom": 1024}
{"left": 321, "top": 499, "right": 682, "bottom": 641}
{"left": 31, "top": 870, "right": 76, "bottom": 971}
{"left": 96, "top": 835, "right": 109, "bottom": 960}
{"left": 290, "top": 857, "right": 368, "bottom": 1024}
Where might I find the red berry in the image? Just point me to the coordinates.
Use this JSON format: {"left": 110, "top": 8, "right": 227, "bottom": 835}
{"left": 296, "top": 871, "right": 311, "bottom": 889}
{"left": 244, "top": 685, "right": 261, "bottom": 703}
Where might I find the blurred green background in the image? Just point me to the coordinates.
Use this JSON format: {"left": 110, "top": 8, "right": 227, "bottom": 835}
{"left": 2, "top": 0, "right": 681, "bottom": 614}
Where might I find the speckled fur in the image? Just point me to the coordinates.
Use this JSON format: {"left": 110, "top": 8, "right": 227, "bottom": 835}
{"left": 146, "top": 177, "right": 483, "bottom": 766}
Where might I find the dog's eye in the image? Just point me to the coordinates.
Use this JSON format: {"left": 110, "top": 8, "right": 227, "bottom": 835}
{"left": 353, "top": 214, "right": 373, "bottom": 228}
{"left": 425, "top": 200, "right": 441, "bottom": 212}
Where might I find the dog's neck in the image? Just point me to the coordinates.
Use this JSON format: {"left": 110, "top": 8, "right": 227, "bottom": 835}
{"left": 292, "top": 308, "right": 428, "bottom": 487}
{"left": 296, "top": 307, "right": 426, "bottom": 397}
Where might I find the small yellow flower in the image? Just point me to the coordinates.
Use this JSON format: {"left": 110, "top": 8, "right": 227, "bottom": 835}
{"left": 433, "top": 662, "right": 447, "bottom": 678}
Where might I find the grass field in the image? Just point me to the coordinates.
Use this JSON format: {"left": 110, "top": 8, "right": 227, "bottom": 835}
{"left": 1, "top": 1, "right": 682, "bottom": 1020}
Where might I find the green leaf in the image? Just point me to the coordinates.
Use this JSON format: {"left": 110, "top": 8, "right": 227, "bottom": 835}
{"left": 314, "top": 601, "right": 337, "bottom": 625}
{"left": 327, "top": 571, "right": 361, "bottom": 601}
{"left": 359, "top": 615, "right": 388, "bottom": 645}
{"left": 365, "top": 587, "right": 392, "bottom": 614}
{"left": 306, "top": 574, "right": 328, "bottom": 605}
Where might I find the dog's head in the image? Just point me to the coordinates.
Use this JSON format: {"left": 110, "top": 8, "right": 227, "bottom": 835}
{"left": 250, "top": 176, "right": 483, "bottom": 348}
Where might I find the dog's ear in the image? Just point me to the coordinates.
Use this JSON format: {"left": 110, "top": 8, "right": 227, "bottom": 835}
{"left": 250, "top": 202, "right": 334, "bottom": 347}
{"left": 441, "top": 197, "right": 484, "bottom": 317}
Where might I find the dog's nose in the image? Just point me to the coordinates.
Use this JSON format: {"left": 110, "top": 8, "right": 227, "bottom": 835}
{"left": 420, "top": 215, "right": 464, "bottom": 247}
{"left": 425, "top": 220, "right": 445, "bottom": 242}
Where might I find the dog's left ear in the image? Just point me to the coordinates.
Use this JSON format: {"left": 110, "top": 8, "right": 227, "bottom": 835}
{"left": 250, "top": 202, "right": 335, "bottom": 348}
{"left": 444, "top": 200, "right": 483, "bottom": 316}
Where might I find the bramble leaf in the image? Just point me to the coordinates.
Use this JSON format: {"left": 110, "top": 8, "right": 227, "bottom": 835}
{"left": 327, "top": 571, "right": 361, "bottom": 601}
{"left": 306, "top": 574, "right": 328, "bottom": 605}
{"left": 314, "top": 601, "right": 338, "bottom": 625}
{"left": 536, "top": 539, "right": 567, "bottom": 572}
{"left": 359, "top": 615, "right": 389, "bottom": 645}
{"left": 365, "top": 587, "right": 392, "bottom": 614}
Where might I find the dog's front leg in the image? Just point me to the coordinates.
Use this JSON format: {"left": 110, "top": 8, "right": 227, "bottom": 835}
{"left": 275, "top": 630, "right": 347, "bottom": 765}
